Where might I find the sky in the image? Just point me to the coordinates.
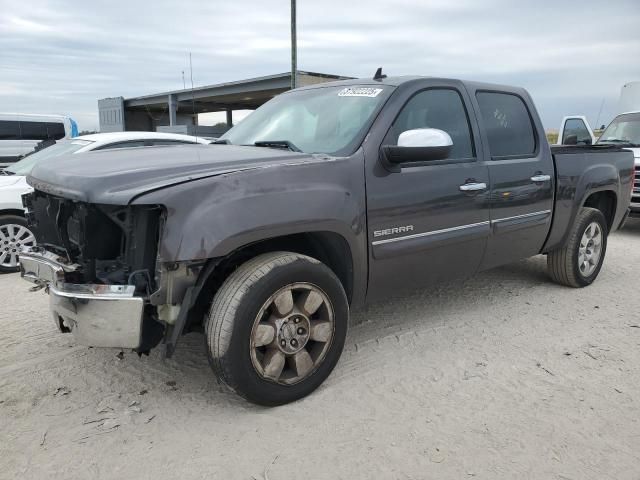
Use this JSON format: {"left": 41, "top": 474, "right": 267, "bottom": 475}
{"left": 1, "top": 0, "right": 639, "bottom": 132}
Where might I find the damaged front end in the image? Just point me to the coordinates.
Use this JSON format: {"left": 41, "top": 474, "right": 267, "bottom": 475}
{"left": 19, "top": 190, "right": 202, "bottom": 354}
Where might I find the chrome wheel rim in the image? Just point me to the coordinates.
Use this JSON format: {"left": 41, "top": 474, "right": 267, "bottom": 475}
{"left": 578, "top": 221, "right": 602, "bottom": 277}
{"left": 250, "top": 282, "right": 335, "bottom": 385}
{"left": 0, "top": 223, "right": 36, "bottom": 269}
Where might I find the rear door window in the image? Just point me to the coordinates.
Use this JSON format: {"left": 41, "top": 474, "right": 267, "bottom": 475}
{"left": 46, "top": 122, "right": 66, "bottom": 140}
{"left": 476, "top": 92, "right": 536, "bottom": 158}
{"left": 0, "top": 120, "right": 21, "bottom": 140}
{"left": 95, "top": 141, "right": 147, "bottom": 150}
{"left": 20, "top": 121, "right": 49, "bottom": 141}
{"left": 145, "top": 140, "right": 196, "bottom": 146}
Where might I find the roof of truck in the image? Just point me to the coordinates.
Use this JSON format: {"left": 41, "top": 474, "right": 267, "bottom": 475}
{"left": 294, "top": 75, "right": 529, "bottom": 95}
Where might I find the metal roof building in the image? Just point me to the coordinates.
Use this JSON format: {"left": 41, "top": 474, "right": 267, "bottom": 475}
{"left": 98, "top": 71, "right": 351, "bottom": 135}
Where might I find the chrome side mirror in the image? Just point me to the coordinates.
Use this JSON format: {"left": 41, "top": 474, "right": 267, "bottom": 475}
{"left": 383, "top": 128, "right": 453, "bottom": 165}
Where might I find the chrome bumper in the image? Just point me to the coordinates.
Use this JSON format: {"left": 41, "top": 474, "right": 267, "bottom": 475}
{"left": 19, "top": 248, "right": 144, "bottom": 349}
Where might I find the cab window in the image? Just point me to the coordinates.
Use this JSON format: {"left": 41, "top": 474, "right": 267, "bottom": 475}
{"left": 476, "top": 92, "right": 536, "bottom": 158}
{"left": 391, "top": 88, "right": 475, "bottom": 159}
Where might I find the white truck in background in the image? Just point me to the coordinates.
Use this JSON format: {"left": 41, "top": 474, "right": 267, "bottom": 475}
{"left": 558, "top": 82, "right": 640, "bottom": 216}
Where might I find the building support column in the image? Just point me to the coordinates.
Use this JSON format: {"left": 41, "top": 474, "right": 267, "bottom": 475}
{"left": 226, "top": 109, "right": 233, "bottom": 128}
{"left": 168, "top": 94, "right": 177, "bottom": 126}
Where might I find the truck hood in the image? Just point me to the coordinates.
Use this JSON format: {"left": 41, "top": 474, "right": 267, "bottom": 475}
{"left": 27, "top": 144, "right": 320, "bottom": 204}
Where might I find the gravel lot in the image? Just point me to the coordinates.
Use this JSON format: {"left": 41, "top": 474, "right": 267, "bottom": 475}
{"left": 2, "top": 219, "right": 640, "bottom": 480}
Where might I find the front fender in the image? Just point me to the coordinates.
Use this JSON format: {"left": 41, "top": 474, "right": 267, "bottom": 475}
{"left": 133, "top": 153, "right": 367, "bottom": 265}
{"left": 0, "top": 176, "right": 32, "bottom": 212}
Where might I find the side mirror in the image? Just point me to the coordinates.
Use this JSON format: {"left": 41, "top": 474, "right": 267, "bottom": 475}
{"left": 563, "top": 134, "right": 578, "bottom": 145}
{"left": 382, "top": 128, "right": 452, "bottom": 165}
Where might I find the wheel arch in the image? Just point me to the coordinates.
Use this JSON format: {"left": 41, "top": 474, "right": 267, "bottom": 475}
{"left": 582, "top": 189, "right": 617, "bottom": 232}
{"left": 0, "top": 209, "right": 27, "bottom": 218}
{"left": 184, "top": 231, "right": 355, "bottom": 334}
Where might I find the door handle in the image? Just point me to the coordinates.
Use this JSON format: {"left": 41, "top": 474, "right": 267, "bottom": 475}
{"left": 459, "top": 182, "right": 487, "bottom": 192}
{"left": 531, "top": 174, "right": 551, "bottom": 182}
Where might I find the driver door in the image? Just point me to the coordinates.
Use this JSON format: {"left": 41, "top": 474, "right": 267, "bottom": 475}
{"left": 365, "top": 83, "right": 491, "bottom": 299}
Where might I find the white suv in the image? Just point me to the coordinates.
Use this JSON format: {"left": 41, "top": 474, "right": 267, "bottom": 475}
{"left": 0, "top": 132, "right": 211, "bottom": 272}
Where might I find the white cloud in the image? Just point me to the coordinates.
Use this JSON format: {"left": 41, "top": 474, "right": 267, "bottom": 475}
{"left": 0, "top": 0, "right": 638, "bottom": 131}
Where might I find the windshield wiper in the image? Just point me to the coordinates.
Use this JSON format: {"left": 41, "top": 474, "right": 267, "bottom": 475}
{"left": 0, "top": 169, "right": 14, "bottom": 176}
{"left": 253, "top": 140, "right": 302, "bottom": 152}
{"left": 598, "top": 139, "right": 640, "bottom": 147}
{"left": 598, "top": 139, "right": 631, "bottom": 144}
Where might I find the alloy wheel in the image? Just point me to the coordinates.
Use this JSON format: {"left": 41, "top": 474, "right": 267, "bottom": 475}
{"left": 250, "top": 282, "right": 335, "bottom": 385}
{"left": 578, "top": 221, "right": 602, "bottom": 277}
{"left": 0, "top": 223, "right": 36, "bottom": 269}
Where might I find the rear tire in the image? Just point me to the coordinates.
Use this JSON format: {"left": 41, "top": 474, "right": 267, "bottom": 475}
{"left": 547, "top": 207, "right": 608, "bottom": 287}
{"left": 0, "top": 215, "right": 36, "bottom": 273}
{"left": 204, "top": 252, "right": 349, "bottom": 406}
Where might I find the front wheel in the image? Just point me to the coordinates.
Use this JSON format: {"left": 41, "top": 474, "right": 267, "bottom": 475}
{"left": 547, "top": 207, "right": 608, "bottom": 287}
{"left": 205, "top": 252, "right": 349, "bottom": 406}
{"left": 0, "top": 215, "right": 36, "bottom": 273}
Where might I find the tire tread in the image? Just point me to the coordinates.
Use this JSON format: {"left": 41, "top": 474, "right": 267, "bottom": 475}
{"left": 547, "top": 207, "right": 607, "bottom": 288}
{"left": 205, "top": 252, "right": 331, "bottom": 402}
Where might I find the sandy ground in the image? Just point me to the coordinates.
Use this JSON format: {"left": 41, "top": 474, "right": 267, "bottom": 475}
{"left": 2, "top": 220, "right": 640, "bottom": 480}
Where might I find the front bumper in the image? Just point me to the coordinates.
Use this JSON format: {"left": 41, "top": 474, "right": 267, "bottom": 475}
{"left": 19, "top": 248, "right": 144, "bottom": 349}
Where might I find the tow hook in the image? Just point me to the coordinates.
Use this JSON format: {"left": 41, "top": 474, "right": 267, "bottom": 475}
{"left": 29, "top": 280, "right": 46, "bottom": 292}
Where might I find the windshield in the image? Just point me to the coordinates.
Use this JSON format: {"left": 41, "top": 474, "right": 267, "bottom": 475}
{"left": 220, "top": 85, "right": 392, "bottom": 156}
{"left": 5, "top": 139, "right": 92, "bottom": 175}
{"left": 597, "top": 112, "right": 640, "bottom": 147}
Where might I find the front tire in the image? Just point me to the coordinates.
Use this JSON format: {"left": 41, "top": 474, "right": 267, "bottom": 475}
{"left": 0, "top": 215, "right": 36, "bottom": 273}
{"left": 547, "top": 207, "right": 608, "bottom": 287}
{"left": 205, "top": 252, "right": 349, "bottom": 406}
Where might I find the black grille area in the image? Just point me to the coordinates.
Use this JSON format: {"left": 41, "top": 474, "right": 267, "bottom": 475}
{"left": 24, "top": 190, "right": 162, "bottom": 289}
{"left": 634, "top": 165, "right": 640, "bottom": 197}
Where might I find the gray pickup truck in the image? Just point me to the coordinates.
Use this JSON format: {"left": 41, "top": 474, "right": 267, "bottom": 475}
{"left": 19, "top": 75, "right": 634, "bottom": 405}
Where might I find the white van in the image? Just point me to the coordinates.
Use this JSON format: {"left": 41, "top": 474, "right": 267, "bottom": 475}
{"left": 0, "top": 113, "right": 79, "bottom": 167}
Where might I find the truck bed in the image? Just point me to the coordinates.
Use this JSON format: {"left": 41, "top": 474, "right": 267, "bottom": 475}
{"left": 543, "top": 144, "right": 634, "bottom": 252}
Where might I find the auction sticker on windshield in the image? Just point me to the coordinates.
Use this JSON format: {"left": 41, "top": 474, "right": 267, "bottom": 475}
{"left": 338, "top": 87, "right": 383, "bottom": 97}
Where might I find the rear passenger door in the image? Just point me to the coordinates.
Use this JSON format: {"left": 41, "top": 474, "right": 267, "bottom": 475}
{"left": 472, "top": 90, "right": 555, "bottom": 269}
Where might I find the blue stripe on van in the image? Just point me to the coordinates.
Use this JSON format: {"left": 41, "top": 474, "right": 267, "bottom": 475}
{"left": 70, "top": 118, "right": 78, "bottom": 137}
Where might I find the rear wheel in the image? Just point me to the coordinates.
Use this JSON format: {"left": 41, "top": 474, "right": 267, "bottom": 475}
{"left": 205, "top": 252, "right": 348, "bottom": 406}
{"left": 547, "top": 207, "right": 608, "bottom": 287}
{"left": 0, "top": 215, "right": 36, "bottom": 273}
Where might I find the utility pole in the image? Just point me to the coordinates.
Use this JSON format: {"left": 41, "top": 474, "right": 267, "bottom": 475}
{"left": 291, "top": 0, "right": 297, "bottom": 89}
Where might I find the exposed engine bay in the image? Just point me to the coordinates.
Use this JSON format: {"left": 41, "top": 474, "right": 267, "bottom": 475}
{"left": 24, "top": 190, "right": 162, "bottom": 292}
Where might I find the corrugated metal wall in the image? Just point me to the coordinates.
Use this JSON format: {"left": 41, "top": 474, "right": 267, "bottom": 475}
{"left": 98, "top": 97, "right": 125, "bottom": 132}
